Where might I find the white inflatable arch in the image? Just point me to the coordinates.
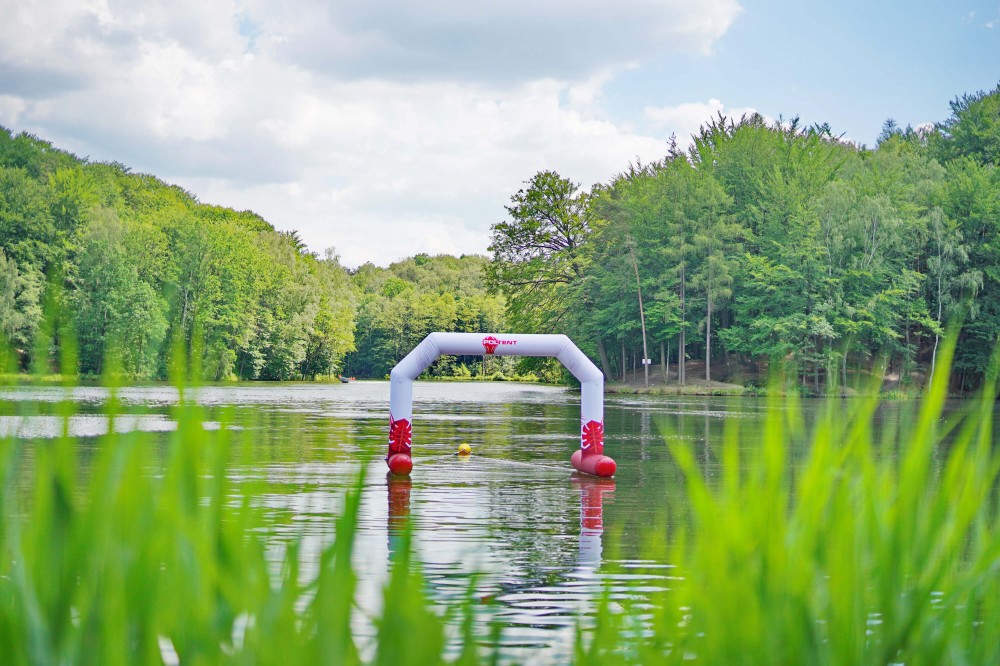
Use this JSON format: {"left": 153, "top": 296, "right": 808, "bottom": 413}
{"left": 386, "top": 332, "right": 615, "bottom": 477}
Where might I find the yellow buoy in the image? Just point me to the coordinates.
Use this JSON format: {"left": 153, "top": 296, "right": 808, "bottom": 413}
{"left": 457, "top": 443, "right": 472, "bottom": 456}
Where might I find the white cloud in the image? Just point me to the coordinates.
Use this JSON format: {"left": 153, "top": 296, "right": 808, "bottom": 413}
{"left": 251, "top": 0, "right": 742, "bottom": 80}
{"left": 173, "top": 77, "right": 668, "bottom": 266}
{"left": 1, "top": 0, "right": 743, "bottom": 88}
{"left": 0, "top": 96, "right": 27, "bottom": 125}
{"left": 0, "top": 0, "right": 744, "bottom": 266}
{"left": 643, "top": 98, "right": 761, "bottom": 145}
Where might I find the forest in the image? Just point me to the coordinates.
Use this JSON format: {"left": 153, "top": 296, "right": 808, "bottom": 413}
{"left": 488, "top": 84, "right": 1000, "bottom": 393}
{"left": 0, "top": 83, "right": 998, "bottom": 391}
{"left": 0, "top": 129, "right": 356, "bottom": 381}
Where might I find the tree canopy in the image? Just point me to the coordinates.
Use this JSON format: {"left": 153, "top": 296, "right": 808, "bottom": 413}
{"left": 0, "top": 127, "right": 356, "bottom": 380}
{"left": 488, "top": 85, "right": 1000, "bottom": 393}
{"left": 2, "top": 82, "right": 999, "bottom": 392}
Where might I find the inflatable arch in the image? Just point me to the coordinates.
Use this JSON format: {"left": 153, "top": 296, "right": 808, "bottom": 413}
{"left": 387, "top": 332, "right": 616, "bottom": 478}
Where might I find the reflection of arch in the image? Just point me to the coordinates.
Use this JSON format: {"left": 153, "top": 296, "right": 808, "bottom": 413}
{"left": 386, "top": 473, "right": 411, "bottom": 562}
{"left": 573, "top": 475, "right": 615, "bottom": 569}
{"left": 387, "top": 332, "right": 616, "bottom": 477}
{"left": 392, "top": 475, "right": 616, "bottom": 606}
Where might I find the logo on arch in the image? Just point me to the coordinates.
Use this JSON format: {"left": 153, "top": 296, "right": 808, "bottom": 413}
{"left": 482, "top": 335, "right": 516, "bottom": 354}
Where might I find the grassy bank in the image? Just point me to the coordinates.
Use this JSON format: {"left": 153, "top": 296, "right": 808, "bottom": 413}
{"left": 606, "top": 382, "right": 748, "bottom": 396}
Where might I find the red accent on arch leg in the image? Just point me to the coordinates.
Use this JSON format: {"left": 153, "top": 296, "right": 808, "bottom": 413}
{"left": 387, "top": 414, "right": 413, "bottom": 474}
{"left": 574, "top": 419, "right": 614, "bottom": 477}
{"left": 388, "top": 415, "right": 412, "bottom": 455}
{"left": 581, "top": 420, "right": 604, "bottom": 455}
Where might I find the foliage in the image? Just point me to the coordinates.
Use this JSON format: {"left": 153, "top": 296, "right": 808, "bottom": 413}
{"left": 931, "top": 83, "right": 1000, "bottom": 166}
{"left": 486, "top": 170, "right": 594, "bottom": 331}
{"left": 489, "top": 87, "right": 1000, "bottom": 391}
{"left": 0, "top": 127, "right": 356, "bottom": 381}
{"left": 5, "top": 84, "right": 1000, "bottom": 390}
{"left": 343, "top": 254, "right": 505, "bottom": 379}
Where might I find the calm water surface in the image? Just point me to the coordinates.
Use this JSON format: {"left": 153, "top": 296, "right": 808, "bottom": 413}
{"left": 0, "top": 381, "right": 950, "bottom": 662}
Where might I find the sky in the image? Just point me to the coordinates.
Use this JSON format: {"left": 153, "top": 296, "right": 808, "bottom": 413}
{"left": 1, "top": 1, "right": 998, "bottom": 267}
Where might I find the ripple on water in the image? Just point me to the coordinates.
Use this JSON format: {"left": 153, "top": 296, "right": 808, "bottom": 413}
{"left": 5, "top": 381, "right": 831, "bottom": 661}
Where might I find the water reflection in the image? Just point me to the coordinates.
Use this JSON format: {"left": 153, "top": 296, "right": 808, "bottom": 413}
{"left": 386, "top": 472, "right": 411, "bottom": 562}
{"left": 573, "top": 474, "right": 614, "bottom": 571}
{"left": 0, "top": 413, "right": 178, "bottom": 438}
{"left": 2, "top": 381, "right": 970, "bottom": 661}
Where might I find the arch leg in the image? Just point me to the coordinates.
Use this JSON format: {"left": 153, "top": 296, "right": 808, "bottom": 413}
{"left": 387, "top": 414, "right": 413, "bottom": 476}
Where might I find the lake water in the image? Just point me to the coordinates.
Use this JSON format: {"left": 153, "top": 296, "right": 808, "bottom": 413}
{"left": 0, "top": 380, "right": 938, "bottom": 662}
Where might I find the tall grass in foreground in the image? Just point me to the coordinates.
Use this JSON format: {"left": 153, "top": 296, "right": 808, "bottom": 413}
{"left": 580, "top": 339, "right": 1000, "bottom": 665}
{"left": 0, "top": 364, "right": 459, "bottom": 665}
{"left": 0, "top": 338, "right": 998, "bottom": 664}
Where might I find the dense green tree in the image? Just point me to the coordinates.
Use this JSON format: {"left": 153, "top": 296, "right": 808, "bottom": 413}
{"left": 684, "top": 172, "right": 740, "bottom": 383}
{"left": 0, "top": 128, "right": 79, "bottom": 179}
{"left": 586, "top": 165, "right": 658, "bottom": 381}
{"left": 580, "top": 150, "right": 744, "bottom": 386}
{"left": 71, "top": 208, "right": 168, "bottom": 376}
{"left": 941, "top": 157, "right": 1000, "bottom": 388}
{"left": 0, "top": 248, "right": 42, "bottom": 357}
{"left": 690, "top": 116, "right": 844, "bottom": 384}
{"left": 343, "top": 254, "right": 503, "bottom": 378}
{"left": 931, "top": 83, "right": 1000, "bottom": 166}
{"left": 0, "top": 167, "right": 57, "bottom": 269}
{"left": 0, "top": 126, "right": 354, "bottom": 380}
{"left": 926, "top": 85, "right": 1000, "bottom": 388}
{"left": 486, "top": 170, "right": 592, "bottom": 327}
{"left": 298, "top": 250, "right": 357, "bottom": 379}
{"left": 575, "top": 206, "right": 642, "bottom": 382}
{"left": 925, "top": 207, "right": 981, "bottom": 383}
{"left": 486, "top": 170, "right": 618, "bottom": 377}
